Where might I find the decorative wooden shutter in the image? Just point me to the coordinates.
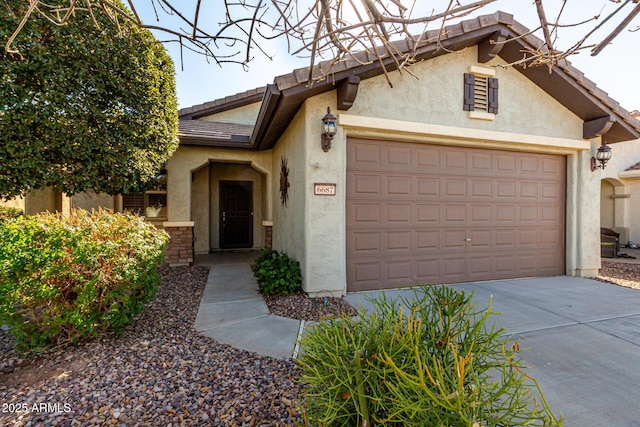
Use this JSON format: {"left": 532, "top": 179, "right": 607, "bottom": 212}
{"left": 487, "top": 77, "right": 499, "bottom": 114}
{"left": 463, "top": 73, "right": 475, "bottom": 111}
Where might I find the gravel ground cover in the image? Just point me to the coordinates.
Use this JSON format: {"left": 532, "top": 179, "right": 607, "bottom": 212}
{"left": 0, "top": 266, "right": 302, "bottom": 426}
{"left": 264, "top": 293, "right": 358, "bottom": 321}
{"left": 2, "top": 260, "right": 637, "bottom": 426}
{"left": 598, "top": 260, "right": 640, "bottom": 290}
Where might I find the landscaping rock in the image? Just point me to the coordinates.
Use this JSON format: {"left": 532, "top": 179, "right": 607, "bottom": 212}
{"left": 0, "top": 266, "right": 302, "bottom": 426}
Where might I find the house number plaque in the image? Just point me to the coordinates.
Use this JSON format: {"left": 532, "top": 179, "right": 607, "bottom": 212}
{"left": 314, "top": 183, "right": 336, "bottom": 196}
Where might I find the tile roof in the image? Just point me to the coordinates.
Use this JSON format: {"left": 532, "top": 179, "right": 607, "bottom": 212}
{"left": 625, "top": 161, "right": 640, "bottom": 172}
{"left": 179, "top": 11, "right": 640, "bottom": 149}
{"left": 178, "top": 87, "right": 265, "bottom": 119}
{"left": 178, "top": 120, "right": 253, "bottom": 147}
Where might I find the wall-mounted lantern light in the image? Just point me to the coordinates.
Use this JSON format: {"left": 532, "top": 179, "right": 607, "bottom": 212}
{"left": 321, "top": 107, "right": 337, "bottom": 152}
{"left": 591, "top": 140, "right": 612, "bottom": 171}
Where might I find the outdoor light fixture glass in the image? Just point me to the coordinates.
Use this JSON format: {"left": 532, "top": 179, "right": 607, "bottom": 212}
{"left": 591, "top": 140, "right": 612, "bottom": 171}
{"left": 321, "top": 107, "right": 337, "bottom": 152}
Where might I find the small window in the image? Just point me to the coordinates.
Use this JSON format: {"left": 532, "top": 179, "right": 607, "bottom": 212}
{"left": 123, "top": 170, "right": 167, "bottom": 219}
{"left": 464, "top": 67, "right": 498, "bottom": 120}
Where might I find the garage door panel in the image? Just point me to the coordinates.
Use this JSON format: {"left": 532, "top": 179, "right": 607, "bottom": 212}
{"left": 541, "top": 205, "right": 562, "bottom": 222}
{"left": 517, "top": 229, "right": 538, "bottom": 247}
{"left": 445, "top": 151, "right": 468, "bottom": 170}
{"left": 496, "top": 154, "right": 517, "bottom": 174}
{"left": 541, "top": 157, "right": 564, "bottom": 176}
{"left": 350, "top": 232, "right": 381, "bottom": 254}
{"left": 386, "top": 176, "right": 412, "bottom": 196}
{"left": 472, "top": 180, "right": 493, "bottom": 198}
{"left": 416, "top": 230, "right": 440, "bottom": 250}
{"left": 416, "top": 204, "right": 440, "bottom": 223}
{"left": 386, "top": 147, "right": 413, "bottom": 169}
{"left": 469, "top": 255, "right": 493, "bottom": 276}
{"left": 468, "top": 229, "right": 491, "bottom": 248}
{"left": 542, "top": 182, "right": 562, "bottom": 199}
{"left": 386, "top": 204, "right": 412, "bottom": 223}
{"left": 519, "top": 181, "right": 539, "bottom": 199}
{"left": 445, "top": 205, "right": 466, "bottom": 222}
{"left": 444, "top": 230, "right": 467, "bottom": 250}
{"left": 351, "top": 174, "right": 381, "bottom": 195}
{"left": 443, "top": 178, "right": 468, "bottom": 198}
{"left": 470, "top": 204, "right": 492, "bottom": 224}
{"left": 352, "top": 262, "right": 380, "bottom": 283}
{"left": 347, "top": 138, "right": 565, "bottom": 291}
{"left": 351, "top": 142, "right": 381, "bottom": 166}
{"left": 386, "top": 261, "right": 413, "bottom": 281}
{"left": 495, "top": 206, "right": 516, "bottom": 224}
{"left": 417, "top": 178, "right": 440, "bottom": 197}
{"left": 496, "top": 230, "right": 516, "bottom": 248}
{"left": 496, "top": 181, "right": 517, "bottom": 198}
{"left": 518, "top": 205, "right": 539, "bottom": 223}
{"left": 351, "top": 203, "right": 382, "bottom": 224}
{"left": 415, "top": 259, "right": 440, "bottom": 283}
{"left": 470, "top": 152, "right": 492, "bottom": 172}
{"left": 386, "top": 231, "right": 412, "bottom": 252}
{"left": 416, "top": 147, "right": 441, "bottom": 169}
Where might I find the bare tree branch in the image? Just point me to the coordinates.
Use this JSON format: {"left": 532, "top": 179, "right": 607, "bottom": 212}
{"left": 3, "top": 0, "right": 639, "bottom": 87}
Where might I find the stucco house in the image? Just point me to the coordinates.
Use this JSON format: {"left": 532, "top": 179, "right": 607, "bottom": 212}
{"left": 599, "top": 136, "right": 640, "bottom": 247}
{"left": 5, "top": 11, "right": 640, "bottom": 296}
{"left": 167, "top": 11, "right": 640, "bottom": 295}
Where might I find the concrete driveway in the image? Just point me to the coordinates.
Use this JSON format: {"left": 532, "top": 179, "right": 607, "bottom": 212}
{"left": 345, "top": 276, "right": 640, "bottom": 427}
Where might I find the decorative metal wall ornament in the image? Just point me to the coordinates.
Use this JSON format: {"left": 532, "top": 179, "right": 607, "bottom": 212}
{"left": 280, "top": 156, "right": 290, "bottom": 207}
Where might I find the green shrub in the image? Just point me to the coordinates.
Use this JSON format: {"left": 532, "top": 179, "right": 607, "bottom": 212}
{"left": 297, "top": 285, "right": 562, "bottom": 427}
{"left": 253, "top": 248, "right": 302, "bottom": 296}
{"left": 0, "top": 209, "right": 169, "bottom": 350}
{"left": 0, "top": 206, "right": 23, "bottom": 222}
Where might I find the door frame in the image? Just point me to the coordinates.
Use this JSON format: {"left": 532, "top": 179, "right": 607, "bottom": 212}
{"left": 219, "top": 180, "right": 254, "bottom": 249}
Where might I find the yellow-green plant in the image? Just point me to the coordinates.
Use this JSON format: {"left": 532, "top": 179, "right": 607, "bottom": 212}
{"left": 0, "top": 209, "right": 168, "bottom": 351}
{"left": 297, "top": 285, "right": 562, "bottom": 426}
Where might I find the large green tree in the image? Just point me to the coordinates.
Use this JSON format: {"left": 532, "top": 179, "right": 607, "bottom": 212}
{"left": 0, "top": 0, "right": 178, "bottom": 199}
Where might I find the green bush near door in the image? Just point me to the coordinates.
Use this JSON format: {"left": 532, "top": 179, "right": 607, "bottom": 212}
{"left": 253, "top": 248, "right": 302, "bottom": 296}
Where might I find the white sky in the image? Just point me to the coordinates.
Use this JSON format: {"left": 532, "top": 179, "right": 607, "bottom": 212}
{"left": 142, "top": 1, "right": 639, "bottom": 111}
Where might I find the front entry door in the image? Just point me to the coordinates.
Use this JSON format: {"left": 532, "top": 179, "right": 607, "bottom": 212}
{"left": 220, "top": 181, "right": 253, "bottom": 249}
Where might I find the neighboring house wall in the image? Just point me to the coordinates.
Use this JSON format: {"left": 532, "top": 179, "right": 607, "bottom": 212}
{"left": 603, "top": 138, "right": 640, "bottom": 244}
{"left": 600, "top": 180, "right": 615, "bottom": 229}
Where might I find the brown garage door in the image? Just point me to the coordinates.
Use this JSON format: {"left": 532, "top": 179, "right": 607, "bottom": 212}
{"left": 346, "top": 138, "right": 566, "bottom": 292}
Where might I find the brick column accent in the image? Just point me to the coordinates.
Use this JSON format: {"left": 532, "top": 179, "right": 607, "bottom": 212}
{"left": 162, "top": 221, "right": 194, "bottom": 266}
{"left": 262, "top": 220, "right": 273, "bottom": 248}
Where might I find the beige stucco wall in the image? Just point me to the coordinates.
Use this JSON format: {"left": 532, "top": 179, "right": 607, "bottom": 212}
{"left": 285, "top": 45, "right": 601, "bottom": 294}
{"left": 0, "top": 196, "right": 25, "bottom": 211}
{"left": 271, "top": 104, "right": 309, "bottom": 284}
{"left": 201, "top": 102, "right": 261, "bottom": 125}
{"left": 71, "top": 191, "right": 114, "bottom": 212}
{"left": 192, "top": 164, "right": 210, "bottom": 253}
{"left": 167, "top": 145, "right": 273, "bottom": 253}
{"left": 25, "top": 188, "right": 58, "bottom": 215}
{"left": 349, "top": 47, "right": 583, "bottom": 141}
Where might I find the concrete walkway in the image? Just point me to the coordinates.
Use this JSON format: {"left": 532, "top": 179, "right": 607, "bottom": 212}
{"left": 195, "top": 255, "right": 640, "bottom": 426}
{"left": 194, "top": 252, "right": 301, "bottom": 359}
